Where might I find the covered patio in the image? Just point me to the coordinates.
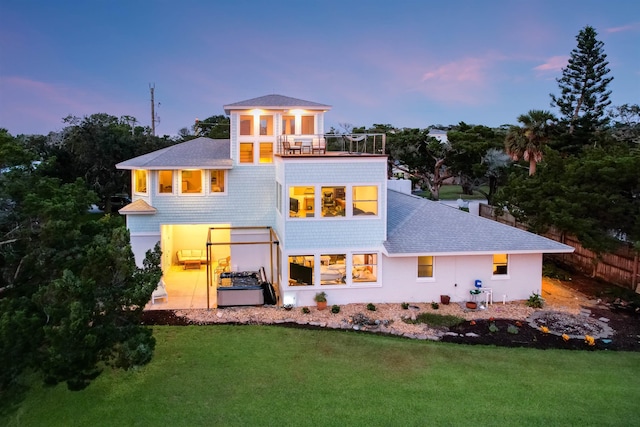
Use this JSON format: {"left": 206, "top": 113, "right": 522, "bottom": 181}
{"left": 144, "top": 264, "right": 209, "bottom": 310}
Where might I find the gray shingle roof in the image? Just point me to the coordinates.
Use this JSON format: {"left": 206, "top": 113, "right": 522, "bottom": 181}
{"left": 116, "top": 137, "right": 231, "bottom": 170}
{"left": 223, "top": 94, "right": 331, "bottom": 114}
{"left": 384, "top": 190, "right": 574, "bottom": 255}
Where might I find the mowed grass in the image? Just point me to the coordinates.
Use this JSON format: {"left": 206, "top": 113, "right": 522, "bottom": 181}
{"left": 3, "top": 326, "right": 640, "bottom": 426}
{"left": 416, "top": 184, "right": 489, "bottom": 200}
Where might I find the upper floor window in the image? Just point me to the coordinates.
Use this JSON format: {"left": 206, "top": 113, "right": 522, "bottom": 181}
{"left": 418, "top": 256, "right": 434, "bottom": 278}
{"left": 282, "top": 115, "right": 295, "bottom": 135}
{"left": 289, "top": 186, "right": 314, "bottom": 218}
{"left": 239, "top": 143, "right": 254, "bottom": 163}
{"left": 210, "top": 170, "right": 225, "bottom": 192}
{"left": 301, "top": 116, "right": 314, "bottom": 134}
{"left": 158, "top": 170, "right": 173, "bottom": 194}
{"left": 134, "top": 170, "right": 147, "bottom": 194}
{"left": 259, "top": 115, "right": 273, "bottom": 136}
{"left": 240, "top": 115, "right": 254, "bottom": 136}
{"left": 181, "top": 170, "right": 202, "bottom": 194}
{"left": 259, "top": 143, "right": 273, "bottom": 163}
{"left": 321, "top": 186, "right": 345, "bottom": 217}
{"left": 493, "top": 254, "right": 508, "bottom": 275}
{"left": 353, "top": 186, "right": 378, "bottom": 216}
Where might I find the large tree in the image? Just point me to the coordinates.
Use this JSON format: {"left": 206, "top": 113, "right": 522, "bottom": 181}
{"left": 386, "top": 128, "right": 452, "bottom": 200}
{"left": 550, "top": 26, "right": 613, "bottom": 139}
{"left": 505, "top": 110, "right": 556, "bottom": 176}
{"left": 0, "top": 138, "right": 161, "bottom": 394}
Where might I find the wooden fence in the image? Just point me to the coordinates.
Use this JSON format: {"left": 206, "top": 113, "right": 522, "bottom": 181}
{"left": 479, "top": 204, "right": 640, "bottom": 291}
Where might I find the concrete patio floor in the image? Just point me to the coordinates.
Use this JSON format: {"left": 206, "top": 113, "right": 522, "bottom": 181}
{"left": 144, "top": 264, "right": 210, "bottom": 310}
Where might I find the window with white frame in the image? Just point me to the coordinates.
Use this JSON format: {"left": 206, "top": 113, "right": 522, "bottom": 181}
{"left": 158, "top": 170, "right": 173, "bottom": 194}
{"left": 180, "top": 170, "right": 202, "bottom": 194}
{"left": 301, "top": 115, "right": 314, "bottom": 134}
{"left": 352, "top": 253, "right": 377, "bottom": 283}
{"left": 288, "top": 255, "right": 313, "bottom": 286}
{"left": 239, "top": 143, "right": 254, "bottom": 163}
{"left": 240, "top": 115, "right": 253, "bottom": 135}
{"left": 417, "top": 256, "right": 434, "bottom": 278}
{"left": 353, "top": 185, "right": 378, "bottom": 216}
{"left": 493, "top": 254, "right": 508, "bottom": 275}
{"left": 289, "top": 186, "right": 314, "bottom": 218}
{"left": 320, "top": 254, "right": 346, "bottom": 285}
{"left": 209, "top": 170, "right": 225, "bottom": 192}
{"left": 134, "top": 170, "right": 147, "bottom": 194}
{"left": 259, "top": 142, "right": 273, "bottom": 163}
{"left": 282, "top": 115, "right": 295, "bottom": 134}
{"left": 259, "top": 115, "right": 273, "bottom": 136}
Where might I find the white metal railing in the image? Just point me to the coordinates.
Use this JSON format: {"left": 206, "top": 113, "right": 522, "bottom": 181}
{"left": 277, "top": 133, "right": 386, "bottom": 155}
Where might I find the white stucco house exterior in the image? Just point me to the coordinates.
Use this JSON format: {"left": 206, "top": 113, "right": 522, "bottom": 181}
{"left": 116, "top": 94, "right": 573, "bottom": 309}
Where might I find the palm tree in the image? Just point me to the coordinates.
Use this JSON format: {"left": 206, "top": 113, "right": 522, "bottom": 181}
{"left": 505, "top": 110, "right": 556, "bottom": 176}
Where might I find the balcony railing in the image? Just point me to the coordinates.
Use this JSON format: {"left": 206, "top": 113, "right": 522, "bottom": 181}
{"left": 277, "top": 133, "right": 386, "bottom": 156}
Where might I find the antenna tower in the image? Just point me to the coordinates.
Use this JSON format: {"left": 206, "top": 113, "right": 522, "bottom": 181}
{"left": 150, "top": 83, "right": 160, "bottom": 136}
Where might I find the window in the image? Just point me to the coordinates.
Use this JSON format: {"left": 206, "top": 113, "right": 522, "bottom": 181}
{"left": 210, "top": 170, "right": 225, "bottom": 192}
{"left": 353, "top": 186, "right": 378, "bottom": 216}
{"left": 301, "top": 116, "right": 314, "bottom": 134}
{"left": 181, "top": 170, "right": 202, "bottom": 193}
{"left": 352, "top": 253, "right": 377, "bottom": 283}
{"left": 493, "top": 254, "right": 508, "bottom": 275}
{"left": 289, "top": 255, "right": 313, "bottom": 286}
{"left": 289, "top": 186, "right": 314, "bottom": 218}
{"left": 282, "top": 115, "right": 295, "bottom": 135}
{"left": 240, "top": 115, "right": 253, "bottom": 135}
{"left": 259, "top": 143, "right": 273, "bottom": 163}
{"left": 134, "top": 170, "right": 147, "bottom": 194}
{"left": 320, "top": 254, "right": 346, "bottom": 285}
{"left": 321, "top": 186, "right": 345, "bottom": 217}
{"left": 158, "top": 170, "right": 173, "bottom": 194}
{"left": 259, "top": 115, "right": 273, "bottom": 136}
{"left": 418, "top": 256, "right": 434, "bottom": 278}
{"left": 239, "top": 143, "right": 254, "bottom": 163}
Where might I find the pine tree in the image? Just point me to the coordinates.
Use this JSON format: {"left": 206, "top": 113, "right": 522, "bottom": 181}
{"left": 550, "top": 26, "right": 613, "bottom": 136}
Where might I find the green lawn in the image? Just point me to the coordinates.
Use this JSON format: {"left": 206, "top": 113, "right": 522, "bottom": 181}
{"left": 3, "top": 326, "right": 639, "bottom": 426}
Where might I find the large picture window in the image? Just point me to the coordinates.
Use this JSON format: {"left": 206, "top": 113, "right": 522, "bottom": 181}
{"left": 320, "top": 254, "right": 346, "bottom": 285}
{"left": 181, "top": 170, "right": 202, "bottom": 194}
{"left": 353, "top": 186, "right": 378, "bottom": 216}
{"left": 259, "top": 142, "right": 273, "bottom": 163}
{"left": 321, "top": 186, "right": 345, "bottom": 217}
{"left": 352, "top": 253, "right": 377, "bottom": 283}
{"left": 240, "top": 115, "right": 253, "bottom": 136}
{"left": 282, "top": 115, "right": 295, "bottom": 134}
{"left": 289, "top": 186, "right": 314, "bottom": 218}
{"left": 289, "top": 255, "right": 313, "bottom": 286}
{"left": 418, "top": 256, "right": 434, "bottom": 278}
{"left": 210, "top": 170, "right": 225, "bottom": 192}
{"left": 301, "top": 116, "right": 314, "bottom": 134}
{"left": 493, "top": 254, "right": 508, "bottom": 275}
{"left": 158, "top": 170, "right": 173, "bottom": 194}
{"left": 239, "top": 143, "right": 254, "bottom": 163}
{"left": 259, "top": 115, "right": 273, "bottom": 136}
{"left": 134, "top": 170, "right": 147, "bottom": 194}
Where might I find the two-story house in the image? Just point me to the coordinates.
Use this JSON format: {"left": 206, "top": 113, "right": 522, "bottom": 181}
{"left": 116, "top": 94, "right": 573, "bottom": 309}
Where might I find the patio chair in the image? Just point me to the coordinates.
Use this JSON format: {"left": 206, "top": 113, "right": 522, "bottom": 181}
{"left": 152, "top": 278, "right": 168, "bottom": 304}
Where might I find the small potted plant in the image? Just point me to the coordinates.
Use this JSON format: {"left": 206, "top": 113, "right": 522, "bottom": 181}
{"left": 314, "top": 291, "right": 327, "bottom": 310}
{"left": 440, "top": 295, "right": 450, "bottom": 305}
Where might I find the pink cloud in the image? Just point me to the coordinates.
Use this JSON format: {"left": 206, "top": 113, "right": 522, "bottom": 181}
{"left": 606, "top": 23, "right": 640, "bottom": 33}
{"left": 534, "top": 56, "right": 568, "bottom": 72}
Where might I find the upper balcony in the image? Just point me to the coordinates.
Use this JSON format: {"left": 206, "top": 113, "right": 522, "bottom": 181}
{"left": 276, "top": 133, "right": 386, "bottom": 157}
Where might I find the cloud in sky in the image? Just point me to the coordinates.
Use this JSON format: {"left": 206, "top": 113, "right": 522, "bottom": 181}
{"left": 605, "top": 22, "right": 640, "bottom": 33}
{"left": 534, "top": 56, "right": 569, "bottom": 73}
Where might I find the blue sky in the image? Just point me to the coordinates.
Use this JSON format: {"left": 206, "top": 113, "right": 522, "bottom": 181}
{"left": 1, "top": 0, "right": 638, "bottom": 137}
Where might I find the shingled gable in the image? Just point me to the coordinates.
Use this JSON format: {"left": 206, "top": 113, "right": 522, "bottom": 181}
{"left": 223, "top": 94, "right": 331, "bottom": 114}
{"left": 115, "top": 137, "right": 231, "bottom": 170}
{"left": 118, "top": 199, "right": 156, "bottom": 215}
{"left": 384, "top": 190, "right": 574, "bottom": 256}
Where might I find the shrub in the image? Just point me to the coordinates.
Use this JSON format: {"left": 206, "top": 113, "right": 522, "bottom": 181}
{"left": 488, "top": 322, "right": 499, "bottom": 333}
{"left": 526, "top": 292, "right": 545, "bottom": 308}
{"left": 401, "top": 302, "right": 409, "bottom": 309}
{"left": 431, "top": 302, "right": 439, "bottom": 310}
{"left": 404, "top": 313, "right": 465, "bottom": 328}
{"left": 301, "top": 307, "right": 310, "bottom": 314}
{"left": 507, "top": 324, "right": 519, "bottom": 334}
{"left": 331, "top": 305, "right": 340, "bottom": 314}
{"left": 366, "top": 303, "right": 376, "bottom": 311}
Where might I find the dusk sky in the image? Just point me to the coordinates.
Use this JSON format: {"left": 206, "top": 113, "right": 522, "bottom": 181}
{"left": 1, "top": 0, "right": 638, "bottom": 137}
